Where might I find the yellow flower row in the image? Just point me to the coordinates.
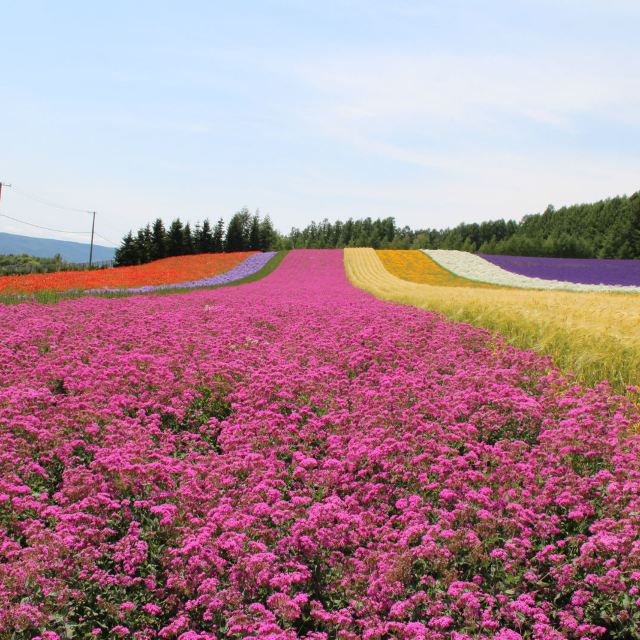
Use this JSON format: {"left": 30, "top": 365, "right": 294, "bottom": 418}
{"left": 376, "top": 250, "right": 497, "bottom": 288}
{"left": 346, "top": 248, "right": 640, "bottom": 390}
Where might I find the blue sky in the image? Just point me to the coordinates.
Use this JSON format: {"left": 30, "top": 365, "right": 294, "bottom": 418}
{"left": 1, "top": 0, "right": 639, "bottom": 246}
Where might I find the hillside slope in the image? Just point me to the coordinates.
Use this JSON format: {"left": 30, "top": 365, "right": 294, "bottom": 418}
{"left": 0, "top": 231, "right": 115, "bottom": 262}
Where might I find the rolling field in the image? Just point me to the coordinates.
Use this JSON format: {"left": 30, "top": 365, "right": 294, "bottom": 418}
{"left": 0, "top": 252, "right": 259, "bottom": 296}
{"left": 346, "top": 248, "right": 640, "bottom": 388}
{"left": 1, "top": 249, "right": 640, "bottom": 638}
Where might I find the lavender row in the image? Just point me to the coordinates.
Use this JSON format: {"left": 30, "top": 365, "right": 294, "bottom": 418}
{"left": 86, "top": 251, "right": 277, "bottom": 294}
{"left": 480, "top": 253, "right": 640, "bottom": 286}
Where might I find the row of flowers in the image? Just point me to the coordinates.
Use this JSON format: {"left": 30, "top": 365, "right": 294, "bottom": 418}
{"left": 1, "top": 249, "right": 639, "bottom": 638}
{"left": 424, "top": 250, "right": 640, "bottom": 292}
{"left": 84, "top": 252, "right": 277, "bottom": 294}
{"left": 480, "top": 253, "right": 640, "bottom": 287}
{"left": 376, "top": 250, "right": 497, "bottom": 288}
{"left": 0, "top": 252, "right": 256, "bottom": 295}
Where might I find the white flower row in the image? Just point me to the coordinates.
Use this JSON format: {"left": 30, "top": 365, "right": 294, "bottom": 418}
{"left": 422, "top": 250, "right": 640, "bottom": 293}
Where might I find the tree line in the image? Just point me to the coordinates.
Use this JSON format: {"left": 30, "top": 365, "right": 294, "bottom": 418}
{"left": 283, "top": 191, "right": 640, "bottom": 258}
{"left": 422, "top": 191, "right": 640, "bottom": 259}
{"left": 115, "top": 209, "right": 277, "bottom": 266}
{"left": 115, "top": 190, "right": 640, "bottom": 265}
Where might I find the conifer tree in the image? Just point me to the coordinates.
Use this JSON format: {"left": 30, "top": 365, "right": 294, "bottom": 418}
{"left": 199, "top": 219, "right": 214, "bottom": 252}
{"left": 259, "top": 215, "right": 276, "bottom": 250}
{"left": 225, "top": 209, "right": 251, "bottom": 252}
{"left": 150, "top": 218, "right": 166, "bottom": 260}
{"left": 114, "top": 231, "right": 138, "bottom": 266}
{"left": 166, "top": 219, "right": 185, "bottom": 257}
{"left": 249, "top": 214, "right": 261, "bottom": 250}
{"left": 183, "top": 223, "right": 194, "bottom": 255}
{"left": 213, "top": 218, "right": 226, "bottom": 252}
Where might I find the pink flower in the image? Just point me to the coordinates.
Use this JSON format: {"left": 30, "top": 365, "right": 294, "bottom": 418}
{"left": 430, "top": 616, "right": 454, "bottom": 629}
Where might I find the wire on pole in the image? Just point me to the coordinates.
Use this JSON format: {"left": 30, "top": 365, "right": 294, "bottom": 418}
{"left": 8, "top": 184, "right": 93, "bottom": 214}
{"left": 0, "top": 182, "right": 12, "bottom": 203}
{"left": 0, "top": 182, "right": 121, "bottom": 250}
{"left": 0, "top": 182, "right": 119, "bottom": 248}
{"left": 0, "top": 212, "right": 92, "bottom": 235}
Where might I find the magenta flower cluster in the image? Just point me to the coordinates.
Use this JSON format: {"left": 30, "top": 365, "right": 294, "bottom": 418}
{"left": 0, "top": 250, "right": 639, "bottom": 639}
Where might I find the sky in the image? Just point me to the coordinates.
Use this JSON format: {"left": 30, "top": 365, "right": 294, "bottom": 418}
{"left": 1, "top": 0, "right": 640, "bottom": 247}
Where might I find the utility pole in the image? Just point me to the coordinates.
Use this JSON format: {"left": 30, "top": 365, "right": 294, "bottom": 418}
{"left": 0, "top": 181, "right": 11, "bottom": 203}
{"left": 89, "top": 211, "right": 96, "bottom": 267}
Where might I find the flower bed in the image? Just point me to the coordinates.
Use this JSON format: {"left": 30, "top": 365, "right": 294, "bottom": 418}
{"left": 346, "top": 248, "right": 640, "bottom": 388}
{"left": 0, "top": 252, "right": 255, "bottom": 295}
{"left": 425, "top": 250, "right": 640, "bottom": 292}
{"left": 85, "top": 252, "right": 277, "bottom": 294}
{"left": 1, "top": 249, "right": 639, "bottom": 639}
{"left": 377, "top": 250, "right": 497, "bottom": 288}
{"left": 480, "top": 253, "right": 640, "bottom": 286}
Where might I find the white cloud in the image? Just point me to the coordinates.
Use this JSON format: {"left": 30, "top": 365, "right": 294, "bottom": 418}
{"left": 288, "top": 47, "right": 640, "bottom": 143}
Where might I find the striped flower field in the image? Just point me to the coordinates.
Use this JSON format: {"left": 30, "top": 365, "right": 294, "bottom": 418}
{"left": 423, "top": 251, "right": 640, "bottom": 293}
{"left": 347, "top": 248, "right": 640, "bottom": 388}
{"left": 1, "top": 249, "right": 640, "bottom": 639}
{"left": 0, "top": 253, "right": 258, "bottom": 296}
{"left": 84, "top": 252, "right": 277, "bottom": 294}
{"left": 376, "top": 250, "right": 497, "bottom": 288}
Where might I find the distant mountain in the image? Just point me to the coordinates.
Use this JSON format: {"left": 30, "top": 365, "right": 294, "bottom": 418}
{"left": 0, "top": 232, "right": 115, "bottom": 263}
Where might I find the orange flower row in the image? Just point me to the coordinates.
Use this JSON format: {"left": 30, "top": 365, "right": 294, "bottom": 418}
{"left": 0, "top": 252, "right": 255, "bottom": 295}
{"left": 376, "top": 250, "right": 497, "bottom": 288}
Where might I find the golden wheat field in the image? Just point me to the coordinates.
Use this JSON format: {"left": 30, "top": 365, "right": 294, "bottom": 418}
{"left": 345, "top": 248, "right": 640, "bottom": 389}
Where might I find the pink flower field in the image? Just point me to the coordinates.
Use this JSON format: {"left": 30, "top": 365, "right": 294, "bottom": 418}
{"left": 1, "top": 249, "right": 639, "bottom": 640}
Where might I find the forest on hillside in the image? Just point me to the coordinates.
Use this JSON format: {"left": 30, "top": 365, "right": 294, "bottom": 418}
{"left": 115, "top": 191, "right": 640, "bottom": 265}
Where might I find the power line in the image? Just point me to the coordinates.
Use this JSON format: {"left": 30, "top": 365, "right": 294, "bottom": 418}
{"left": 0, "top": 213, "right": 119, "bottom": 246}
{"left": 8, "top": 184, "right": 93, "bottom": 214}
{"left": 0, "top": 181, "right": 121, "bottom": 247}
{"left": 94, "top": 232, "right": 119, "bottom": 247}
{"left": 0, "top": 212, "right": 92, "bottom": 235}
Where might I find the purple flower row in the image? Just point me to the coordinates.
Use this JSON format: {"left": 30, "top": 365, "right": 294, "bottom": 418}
{"left": 480, "top": 253, "right": 640, "bottom": 286}
{"left": 86, "top": 251, "right": 277, "bottom": 294}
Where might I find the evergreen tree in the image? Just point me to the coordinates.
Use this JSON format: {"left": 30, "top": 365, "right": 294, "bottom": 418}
{"left": 225, "top": 209, "right": 251, "bottom": 252}
{"left": 259, "top": 215, "right": 276, "bottom": 250}
{"left": 150, "top": 218, "right": 166, "bottom": 261}
{"left": 183, "top": 223, "right": 194, "bottom": 255}
{"left": 166, "top": 219, "right": 185, "bottom": 257}
{"left": 213, "top": 218, "right": 225, "bottom": 252}
{"left": 114, "top": 231, "right": 138, "bottom": 266}
{"left": 193, "top": 222, "right": 202, "bottom": 252}
{"left": 249, "top": 213, "right": 261, "bottom": 250}
{"left": 134, "top": 226, "right": 151, "bottom": 264}
{"left": 199, "top": 219, "right": 214, "bottom": 252}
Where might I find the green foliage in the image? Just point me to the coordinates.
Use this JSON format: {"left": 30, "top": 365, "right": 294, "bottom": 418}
{"left": 225, "top": 208, "right": 252, "bottom": 252}
{"left": 114, "top": 210, "right": 282, "bottom": 266}
{"left": 0, "top": 253, "right": 110, "bottom": 275}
